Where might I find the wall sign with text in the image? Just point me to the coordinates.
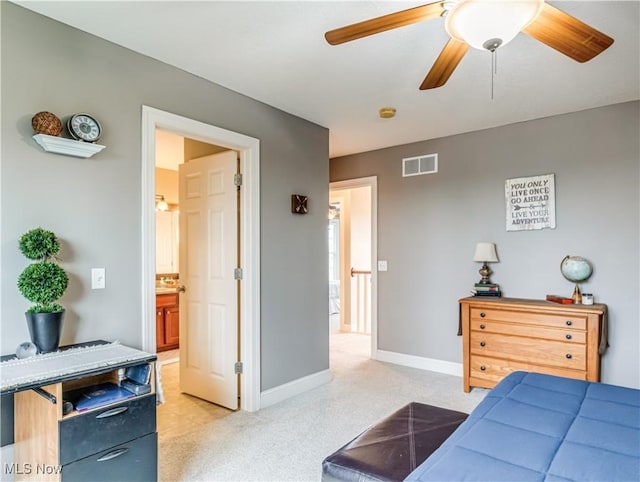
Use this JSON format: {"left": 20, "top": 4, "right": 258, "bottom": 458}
{"left": 505, "top": 173, "right": 556, "bottom": 231}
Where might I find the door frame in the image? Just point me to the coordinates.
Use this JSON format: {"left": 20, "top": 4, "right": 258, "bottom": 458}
{"left": 329, "top": 176, "right": 378, "bottom": 358}
{"left": 140, "top": 105, "right": 261, "bottom": 412}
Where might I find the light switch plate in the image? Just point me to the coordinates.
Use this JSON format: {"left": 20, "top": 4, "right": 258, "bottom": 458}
{"left": 378, "top": 260, "right": 388, "bottom": 272}
{"left": 91, "top": 268, "right": 105, "bottom": 289}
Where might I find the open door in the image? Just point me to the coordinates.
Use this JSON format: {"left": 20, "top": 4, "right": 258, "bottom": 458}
{"left": 178, "top": 150, "right": 239, "bottom": 409}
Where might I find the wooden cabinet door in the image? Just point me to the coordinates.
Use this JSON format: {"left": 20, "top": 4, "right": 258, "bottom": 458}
{"left": 164, "top": 305, "right": 180, "bottom": 347}
{"left": 156, "top": 293, "right": 179, "bottom": 351}
{"left": 156, "top": 307, "right": 166, "bottom": 349}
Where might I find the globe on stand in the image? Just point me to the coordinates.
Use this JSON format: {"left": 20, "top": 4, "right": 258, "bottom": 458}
{"left": 560, "top": 255, "right": 593, "bottom": 304}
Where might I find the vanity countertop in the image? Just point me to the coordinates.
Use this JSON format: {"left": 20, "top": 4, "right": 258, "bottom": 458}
{"left": 156, "top": 287, "right": 179, "bottom": 295}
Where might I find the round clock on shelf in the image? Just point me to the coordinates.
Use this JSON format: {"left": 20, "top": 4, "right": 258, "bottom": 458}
{"left": 67, "top": 113, "right": 102, "bottom": 142}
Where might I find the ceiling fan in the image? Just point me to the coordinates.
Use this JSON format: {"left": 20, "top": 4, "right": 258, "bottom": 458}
{"left": 324, "top": 0, "right": 614, "bottom": 90}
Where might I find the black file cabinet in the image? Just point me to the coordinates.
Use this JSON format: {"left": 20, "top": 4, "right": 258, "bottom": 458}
{"left": 3, "top": 344, "right": 157, "bottom": 482}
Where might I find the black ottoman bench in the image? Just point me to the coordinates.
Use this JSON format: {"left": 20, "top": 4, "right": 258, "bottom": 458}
{"left": 322, "top": 402, "right": 467, "bottom": 482}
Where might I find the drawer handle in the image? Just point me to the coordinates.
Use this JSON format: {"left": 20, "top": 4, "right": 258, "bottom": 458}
{"left": 566, "top": 320, "right": 572, "bottom": 326}
{"left": 480, "top": 365, "right": 486, "bottom": 371}
{"left": 479, "top": 324, "right": 486, "bottom": 330}
{"left": 480, "top": 341, "right": 486, "bottom": 347}
{"left": 97, "top": 448, "right": 129, "bottom": 462}
{"left": 566, "top": 334, "right": 572, "bottom": 340}
{"left": 480, "top": 312, "right": 486, "bottom": 318}
{"left": 566, "top": 353, "right": 572, "bottom": 359}
{"left": 96, "top": 406, "right": 129, "bottom": 419}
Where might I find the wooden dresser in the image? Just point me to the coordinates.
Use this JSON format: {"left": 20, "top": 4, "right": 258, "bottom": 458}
{"left": 459, "top": 297, "right": 607, "bottom": 392}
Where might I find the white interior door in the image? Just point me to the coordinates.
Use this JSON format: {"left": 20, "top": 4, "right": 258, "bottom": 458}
{"left": 178, "top": 150, "right": 239, "bottom": 409}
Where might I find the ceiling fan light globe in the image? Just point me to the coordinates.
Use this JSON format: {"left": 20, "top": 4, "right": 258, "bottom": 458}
{"left": 445, "top": 0, "right": 544, "bottom": 50}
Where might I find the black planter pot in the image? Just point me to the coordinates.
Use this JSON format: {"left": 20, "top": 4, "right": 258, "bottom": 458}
{"left": 25, "top": 311, "right": 65, "bottom": 353}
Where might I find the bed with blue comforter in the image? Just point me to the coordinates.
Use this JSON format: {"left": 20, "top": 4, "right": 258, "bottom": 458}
{"left": 407, "top": 371, "right": 640, "bottom": 481}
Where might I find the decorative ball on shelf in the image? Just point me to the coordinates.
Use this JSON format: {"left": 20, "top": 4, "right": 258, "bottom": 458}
{"left": 31, "top": 111, "right": 63, "bottom": 136}
{"left": 560, "top": 255, "right": 593, "bottom": 304}
{"left": 16, "top": 341, "right": 37, "bottom": 359}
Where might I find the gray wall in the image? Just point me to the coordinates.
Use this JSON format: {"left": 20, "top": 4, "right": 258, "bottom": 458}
{"left": 1, "top": 3, "right": 329, "bottom": 393}
{"left": 331, "top": 101, "right": 640, "bottom": 389}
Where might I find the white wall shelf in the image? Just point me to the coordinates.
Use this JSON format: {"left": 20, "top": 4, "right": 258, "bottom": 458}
{"left": 33, "top": 133, "right": 105, "bottom": 158}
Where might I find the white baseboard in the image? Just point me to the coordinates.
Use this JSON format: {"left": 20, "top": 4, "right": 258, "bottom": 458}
{"left": 260, "top": 368, "right": 332, "bottom": 409}
{"left": 374, "top": 349, "right": 462, "bottom": 377}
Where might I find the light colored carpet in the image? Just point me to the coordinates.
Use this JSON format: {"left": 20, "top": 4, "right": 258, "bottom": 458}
{"left": 157, "top": 333, "right": 487, "bottom": 481}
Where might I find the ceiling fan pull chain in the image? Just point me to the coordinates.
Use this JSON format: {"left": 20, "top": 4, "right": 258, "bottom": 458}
{"left": 481, "top": 38, "right": 502, "bottom": 100}
{"left": 490, "top": 49, "right": 496, "bottom": 100}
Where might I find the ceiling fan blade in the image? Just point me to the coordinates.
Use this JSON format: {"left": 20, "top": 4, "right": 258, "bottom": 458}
{"left": 523, "top": 2, "right": 614, "bottom": 63}
{"left": 325, "top": 2, "right": 444, "bottom": 45}
{"left": 420, "top": 38, "right": 469, "bottom": 90}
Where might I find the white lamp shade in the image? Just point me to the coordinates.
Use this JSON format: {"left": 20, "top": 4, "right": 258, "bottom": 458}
{"left": 473, "top": 242, "right": 499, "bottom": 262}
{"left": 445, "top": 0, "right": 544, "bottom": 51}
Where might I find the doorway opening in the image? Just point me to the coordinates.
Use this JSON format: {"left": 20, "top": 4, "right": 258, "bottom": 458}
{"left": 141, "top": 106, "right": 261, "bottom": 412}
{"left": 329, "top": 177, "right": 378, "bottom": 360}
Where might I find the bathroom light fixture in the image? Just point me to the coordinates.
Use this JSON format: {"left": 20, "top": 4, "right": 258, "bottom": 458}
{"left": 155, "top": 194, "right": 169, "bottom": 212}
{"left": 444, "top": 0, "right": 544, "bottom": 52}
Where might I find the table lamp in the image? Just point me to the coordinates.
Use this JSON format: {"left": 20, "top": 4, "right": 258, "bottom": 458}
{"left": 473, "top": 242, "right": 499, "bottom": 284}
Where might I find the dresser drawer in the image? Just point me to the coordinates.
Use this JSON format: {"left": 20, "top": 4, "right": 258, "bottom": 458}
{"left": 470, "top": 307, "right": 587, "bottom": 330}
{"left": 470, "top": 355, "right": 587, "bottom": 384}
{"left": 471, "top": 319, "right": 586, "bottom": 344}
{"left": 59, "top": 394, "right": 156, "bottom": 465}
{"left": 470, "top": 332, "right": 587, "bottom": 370}
{"left": 62, "top": 432, "right": 157, "bottom": 482}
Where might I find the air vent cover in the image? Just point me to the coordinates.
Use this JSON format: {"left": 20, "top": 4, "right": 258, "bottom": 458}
{"left": 402, "top": 153, "right": 438, "bottom": 177}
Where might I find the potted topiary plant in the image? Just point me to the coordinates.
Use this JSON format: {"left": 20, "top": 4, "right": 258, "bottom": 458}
{"left": 17, "top": 227, "right": 69, "bottom": 353}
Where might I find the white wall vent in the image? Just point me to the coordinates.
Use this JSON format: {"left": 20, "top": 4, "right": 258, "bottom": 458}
{"left": 402, "top": 153, "right": 438, "bottom": 177}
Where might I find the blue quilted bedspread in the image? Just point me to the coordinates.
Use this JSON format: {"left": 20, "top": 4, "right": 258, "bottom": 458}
{"left": 406, "top": 371, "right": 640, "bottom": 481}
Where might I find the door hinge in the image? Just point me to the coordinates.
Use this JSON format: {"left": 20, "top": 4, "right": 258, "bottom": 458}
{"left": 234, "top": 362, "right": 243, "bottom": 374}
{"left": 234, "top": 268, "right": 243, "bottom": 280}
{"left": 234, "top": 173, "right": 242, "bottom": 187}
